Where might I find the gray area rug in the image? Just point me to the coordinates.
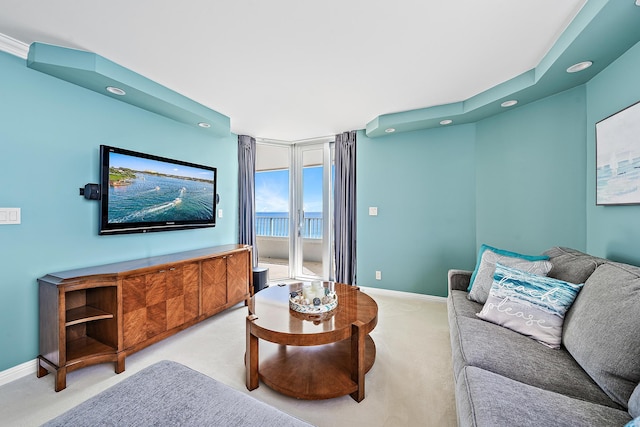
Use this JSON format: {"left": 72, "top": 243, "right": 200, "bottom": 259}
{"left": 42, "top": 360, "right": 313, "bottom": 426}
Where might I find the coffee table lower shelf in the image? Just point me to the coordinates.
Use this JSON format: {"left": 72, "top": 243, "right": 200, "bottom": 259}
{"left": 257, "top": 336, "right": 376, "bottom": 400}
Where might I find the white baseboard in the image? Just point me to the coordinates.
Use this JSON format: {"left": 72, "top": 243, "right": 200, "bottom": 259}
{"left": 0, "top": 359, "right": 37, "bottom": 387}
{"left": 359, "top": 286, "right": 447, "bottom": 303}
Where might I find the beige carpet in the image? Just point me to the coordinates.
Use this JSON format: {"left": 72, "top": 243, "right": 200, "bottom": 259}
{"left": 0, "top": 287, "right": 456, "bottom": 427}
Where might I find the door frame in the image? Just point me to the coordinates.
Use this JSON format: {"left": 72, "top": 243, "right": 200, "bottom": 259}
{"left": 255, "top": 136, "right": 334, "bottom": 281}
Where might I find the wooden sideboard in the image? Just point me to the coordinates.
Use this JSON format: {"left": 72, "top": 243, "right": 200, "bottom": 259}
{"left": 37, "top": 244, "right": 252, "bottom": 391}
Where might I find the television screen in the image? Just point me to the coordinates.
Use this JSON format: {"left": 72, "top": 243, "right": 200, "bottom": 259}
{"left": 99, "top": 145, "right": 217, "bottom": 235}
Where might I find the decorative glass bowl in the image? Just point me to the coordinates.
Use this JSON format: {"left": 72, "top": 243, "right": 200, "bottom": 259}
{"left": 289, "top": 286, "right": 338, "bottom": 314}
{"left": 289, "top": 308, "right": 336, "bottom": 324}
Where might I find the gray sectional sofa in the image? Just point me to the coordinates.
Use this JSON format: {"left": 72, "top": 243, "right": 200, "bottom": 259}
{"left": 43, "top": 360, "right": 312, "bottom": 426}
{"left": 448, "top": 246, "right": 640, "bottom": 427}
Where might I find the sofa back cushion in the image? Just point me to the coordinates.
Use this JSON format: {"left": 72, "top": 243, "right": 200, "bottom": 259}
{"left": 562, "top": 262, "right": 640, "bottom": 408}
{"left": 543, "top": 247, "right": 603, "bottom": 284}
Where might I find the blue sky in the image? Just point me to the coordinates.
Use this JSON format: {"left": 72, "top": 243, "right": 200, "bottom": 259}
{"left": 255, "top": 167, "right": 323, "bottom": 213}
{"left": 110, "top": 152, "right": 214, "bottom": 181}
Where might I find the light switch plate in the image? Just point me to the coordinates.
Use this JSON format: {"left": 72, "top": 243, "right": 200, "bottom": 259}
{"left": 369, "top": 207, "right": 378, "bottom": 216}
{"left": 0, "top": 208, "right": 21, "bottom": 224}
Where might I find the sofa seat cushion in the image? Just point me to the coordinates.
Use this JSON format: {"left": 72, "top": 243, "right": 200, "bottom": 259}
{"left": 449, "top": 290, "right": 484, "bottom": 320}
{"left": 543, "top": 247, "right": 604, "bottom": 284}
{"left": 563, "top": 262, "right": 640, "bottom": 408}
{"left": 453, "top": 315, "right": 619, "bottom": 408}
{"left": 448, "top": 290, "right": 484, "bottom": 377}
{"left": 456, "top": 366, "right": 632, "bottom": 427}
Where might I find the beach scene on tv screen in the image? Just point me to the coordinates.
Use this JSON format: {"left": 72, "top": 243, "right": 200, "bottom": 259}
{"left": 107, "top": 152, "right": 215, "bottom": 224}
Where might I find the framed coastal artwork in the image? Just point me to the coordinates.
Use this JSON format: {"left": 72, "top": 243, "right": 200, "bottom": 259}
{"left": 595, "top": 100, "right": 640, "bottom": 205}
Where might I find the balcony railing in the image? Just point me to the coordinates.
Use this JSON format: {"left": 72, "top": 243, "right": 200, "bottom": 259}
{"left": 256, "top": 214, "right": 323, "bottom": 239}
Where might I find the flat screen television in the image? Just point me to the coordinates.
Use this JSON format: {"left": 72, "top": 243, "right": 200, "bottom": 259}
{"left": 99, "top": 145, "right": 217, "bottom": 235}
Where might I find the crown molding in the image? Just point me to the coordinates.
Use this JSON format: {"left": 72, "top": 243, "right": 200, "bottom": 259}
{"left": 0, "top": 33, "right": 29, "bottom": 59}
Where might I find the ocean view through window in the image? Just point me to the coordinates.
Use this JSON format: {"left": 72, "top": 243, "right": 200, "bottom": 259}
{"left": 255, "top": 166, "right": 323, "bottom": 239}
{"left": 256, "top": 212, "right": 323, "bottom": 239}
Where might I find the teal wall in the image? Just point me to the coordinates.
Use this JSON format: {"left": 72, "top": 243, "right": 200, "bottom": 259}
{"left": 3, "top": 39, "right": 640, "bottom": 372}
{"left": 357, "top": 126, "right": 477, "bottom": 296}
{"left": 586, "top": 41, "right": 640, "bottom": 265}
{"left": 357, "top": 87, "right": 591, "bottom": 298}
{"left": 0, "top": 52, "right": 239, "bottom": 371}
{"left": 475, "top": 86, "right": 588, "bottom": 254}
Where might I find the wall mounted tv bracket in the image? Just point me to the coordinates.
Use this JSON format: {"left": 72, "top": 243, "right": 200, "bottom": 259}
{"left": 79, "top": 183, "right": 101, "bottom": 200}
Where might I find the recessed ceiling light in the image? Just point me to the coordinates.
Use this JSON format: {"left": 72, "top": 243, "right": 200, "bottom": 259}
{"left": 106, "top": 86, "right": 126, "bottom": 96}
{"left": 385, "top": 128, "right": 395, "bottom": 133}
{"left": 501, "top": 100, "right": 518, "bottom": 108}
{"left": 566, "top": 61, "right": 593, "bottom": 73}
{"left": 198, "top": 122, "right": 211, "bottom": 128}
{"left": 440, "top": 119, "right": 453, "bottom": 125}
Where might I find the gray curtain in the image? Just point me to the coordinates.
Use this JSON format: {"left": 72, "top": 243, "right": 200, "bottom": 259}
{"left": 238, "top": 135, "right": 258, "bottom": 267}
{"left": 334, "top": 130, "right": 357, "bottom": 285}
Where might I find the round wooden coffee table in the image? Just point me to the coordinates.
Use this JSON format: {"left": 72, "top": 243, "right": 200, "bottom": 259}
{"left": 245, "top": 282, "right": 378, "bottom": 401}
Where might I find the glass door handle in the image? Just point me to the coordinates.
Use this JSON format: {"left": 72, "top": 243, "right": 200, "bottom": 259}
{"left": 298, "top": 210, "right": 304, "bottom": 237}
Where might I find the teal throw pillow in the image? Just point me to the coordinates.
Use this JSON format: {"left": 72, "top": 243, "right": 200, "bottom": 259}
{"left": 630, "top": 383, "right": 640, "bottom": 419}
{"left": 477, "top": 263, "right": 583, "bottom": 349}
{"left": 625, "top": 417, "right": 640, "bottom": 427}
{"left": 467, "top": 244, "right": 549, "bottom": 292}
{"left": 468, "top": 248, "right": 552, "bottom": 304}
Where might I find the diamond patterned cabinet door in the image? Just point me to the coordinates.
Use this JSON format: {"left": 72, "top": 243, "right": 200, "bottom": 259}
{"left": 122, "top": 262, "right": 202, "bottom": 349}
{"left": 184, "top": 266, "right": 200, "bottom": 322}
{"left": 201, "top": 249, "right": 251, "bottom": 317}
{"left": 167, "top": 263, "right": 199, "bottom": 329}
{"left": 122, "top": 275, "right": 147, "bottom": 349}
{"left": 227, "top": 252, "right": 249, "bottom": 304}
{"left": 201, "top": 257, "right": 227, "bottom": 316}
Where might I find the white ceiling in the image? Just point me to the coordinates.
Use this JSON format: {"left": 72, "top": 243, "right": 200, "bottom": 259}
{"left": 0, "top": 0, "right": 586, "bottom": 141}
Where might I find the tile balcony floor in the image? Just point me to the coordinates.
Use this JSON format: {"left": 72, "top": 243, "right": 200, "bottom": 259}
{"left": 258, "top": 257, "right": 323, "bottom": 282}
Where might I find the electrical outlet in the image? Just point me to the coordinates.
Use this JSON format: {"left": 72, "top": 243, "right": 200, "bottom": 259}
{"left": 375, "top": 270, "right": 382, "bottom": 280}
{"left": 369, "top": 207, "right": 378, "bottom": 216}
